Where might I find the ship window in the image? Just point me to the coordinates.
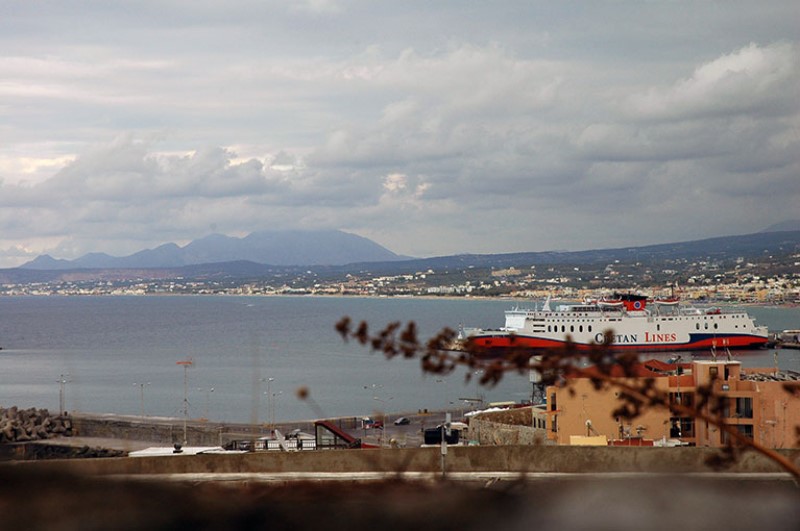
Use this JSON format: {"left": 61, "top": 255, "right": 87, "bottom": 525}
{"left": 657, "top": 324, "right": 661, "bottom": 331}
{"left": 561, "top": 325, "right": 566, "bottom": 333}
{"left": 588, "top": 325, "right": 592, "bottom": 332}
{"left": 714, "top": 323, "right": 718, "bottom": 330}
{"left": 704, "top": 323, "right": 708, "bottom": 330}
{"left": 579, "top": 325, "right": 583, "bottom": 333}
{"left": 696, "top": 323, "right": 700, "bottom": 330}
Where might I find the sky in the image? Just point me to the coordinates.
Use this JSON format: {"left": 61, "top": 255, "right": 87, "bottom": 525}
{"left": 1, "top": 1, "right": 798, "bottom": 268}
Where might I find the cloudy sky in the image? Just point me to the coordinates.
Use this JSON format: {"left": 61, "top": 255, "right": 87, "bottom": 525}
{"left": 1, "top": 1, "right": 798, "bottom": 267}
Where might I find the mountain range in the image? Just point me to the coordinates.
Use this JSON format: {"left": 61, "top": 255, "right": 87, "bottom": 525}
{"left": 21, "top": 230, "right": 405, "bottom": 270}
{"left": 4, "top": 224, "right": 800, "bottom": 285}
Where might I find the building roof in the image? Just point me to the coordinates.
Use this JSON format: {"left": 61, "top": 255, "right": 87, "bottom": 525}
{"left": 742, "top": 370, "right": 800, "bottom": 382}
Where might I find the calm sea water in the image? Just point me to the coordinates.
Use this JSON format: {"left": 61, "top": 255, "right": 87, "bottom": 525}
{"left": 0, "top": 296, "right": 797, "bottom": 424}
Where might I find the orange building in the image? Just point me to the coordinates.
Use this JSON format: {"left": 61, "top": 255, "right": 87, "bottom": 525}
{"left": 545, "top": 359, "right": 800, "bottom": 448}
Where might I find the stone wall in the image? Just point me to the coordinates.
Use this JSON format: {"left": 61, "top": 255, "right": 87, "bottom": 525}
{"left": 69, "top": 415, "right": 309, "bottom": 447}
{"left": 468, "top": 418, "right": 550, "bottom": 446}
{"left": 71, "top": 417, "right": 226, "bottom": 446}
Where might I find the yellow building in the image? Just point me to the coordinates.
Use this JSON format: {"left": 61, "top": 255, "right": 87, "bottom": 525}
{"left": 545, "top": 359, "right": 800, "bottom": 448}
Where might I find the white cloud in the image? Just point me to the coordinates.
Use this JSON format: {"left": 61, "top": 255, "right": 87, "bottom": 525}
{"left": 629, "top": 42, "right": 798, "bottom": 119}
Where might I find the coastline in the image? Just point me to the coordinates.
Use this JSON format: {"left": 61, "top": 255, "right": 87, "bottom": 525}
{"left": 0, "top": 291, "right": 796, "bottom": 308}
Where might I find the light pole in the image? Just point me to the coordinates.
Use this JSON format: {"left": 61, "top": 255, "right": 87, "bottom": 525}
{"left": 260, "top": 377, "right": 274, "bottom": 427}
{"left": 133, "top": 382, "right": 150, "bottom": 419}
{"left": 373, "top": 396, "right": 393, "bottom": 447}
{"left": 198, "top": 387, "right": 214, "bottom": 420}
{"left": 176, "top": 358, "right": 194, "bottom": 446}
{"left": 56, "top": 374, "right": 70, "bottom": 415}
{"left": 272, "top": 390, "right": 282, "bottom": 426}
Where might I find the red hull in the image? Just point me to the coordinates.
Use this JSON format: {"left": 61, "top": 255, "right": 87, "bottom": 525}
{"left": 467, "top": 333, "right": 768, "bottom": 353}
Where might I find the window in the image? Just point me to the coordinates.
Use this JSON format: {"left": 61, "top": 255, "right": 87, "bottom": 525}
{"left": 735, "top": 397, "right": 753, "bottom": 419}
{"left": 679, "top": 418, "right": 695, "bottom": 437}
{"left": 736, "top": 424, "right": 754, "bottom": 439}
{"left": 550, "top": 393, "right": 557, "bottom": 411}
{"left": 668, "top": 417, "right": 695, "bottom": 438}
{"left": 669, "top": 392, "right": 694, "bottom": 408}
{"left": 723, "top": 424, "right": 753, "bottom": 444}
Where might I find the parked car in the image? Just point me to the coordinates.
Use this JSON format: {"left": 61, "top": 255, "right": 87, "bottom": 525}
{"left": 423, "top": 426, "right": 460, "bottom": 445}
{"left": 362, "top": 417, "right": 384, "bottom": 429}
{"left": 393, "top": 416, "right": 410, "bottom": 425}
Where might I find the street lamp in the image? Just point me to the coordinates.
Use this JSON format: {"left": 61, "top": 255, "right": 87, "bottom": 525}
{"left": 272, "top": 390, "right": 282, "bottom": 426}
{"left": 260, "top": 377, "right": 274, "bottom": 427}
{"left": 133, "top": 382, "right": 150, "bottom": 419}
{"left": 176, "top": 358, "right": 194, "bottom": 446}
{"left": 56, "top": 374, "right": 70, "bottom": 415}
{"left": 373, "top": 396, "right": 393, "bottom": 447}
{"left": 197, "top": 387, "right": 214, "bottom": 420}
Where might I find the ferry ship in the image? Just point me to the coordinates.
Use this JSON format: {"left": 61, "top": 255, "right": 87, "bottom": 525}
{"left": 460, "top": 294, "right": 769, "bottom": 353}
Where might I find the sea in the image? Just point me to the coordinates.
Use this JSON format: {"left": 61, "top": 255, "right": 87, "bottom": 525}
{"left": 0, "top": 296, "right": 798, "bottom": 424}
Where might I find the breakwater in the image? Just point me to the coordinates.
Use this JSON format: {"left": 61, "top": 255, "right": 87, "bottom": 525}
{"left": 0, "top": 407, "right": 72, "bottom": 443}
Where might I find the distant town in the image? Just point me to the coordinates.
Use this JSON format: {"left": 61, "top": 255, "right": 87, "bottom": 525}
{"left": 2, "top": 251, "right": 798, "bottom": 304}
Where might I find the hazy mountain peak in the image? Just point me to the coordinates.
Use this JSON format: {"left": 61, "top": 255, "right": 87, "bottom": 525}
{"left": 20, "top": 254, "right": 72, "bottom": 270}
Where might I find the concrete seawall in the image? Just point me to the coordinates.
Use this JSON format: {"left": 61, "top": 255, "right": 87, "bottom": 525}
{"left": 5, "top": 413, "right": 797, "bottom": 479}
{"left": 9, "top": 444, "right": 799, "bottom": 478}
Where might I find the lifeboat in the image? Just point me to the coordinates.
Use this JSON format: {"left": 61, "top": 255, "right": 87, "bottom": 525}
{"left": 597, "top": 298, "right": 624, "bottom": 308}
{"left": 654, "top": 297, "right": 680, "bottom": 306}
